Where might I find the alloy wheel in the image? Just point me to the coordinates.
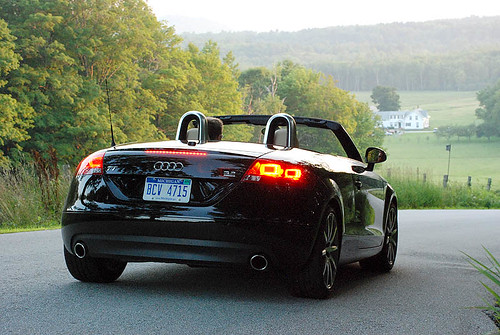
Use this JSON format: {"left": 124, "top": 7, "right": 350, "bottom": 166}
{"left": 385, "top": 206, "right": 398, "bottom": 266}
{"left": 321, "top": 212, "right": 339, "bottom": 290}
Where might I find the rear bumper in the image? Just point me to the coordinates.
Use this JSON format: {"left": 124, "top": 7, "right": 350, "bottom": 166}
{"left": 67, "top": 233, "right": 272, "bottom": 267}
{"left": 61, "top": 211, "right": 317, "bottom": 270}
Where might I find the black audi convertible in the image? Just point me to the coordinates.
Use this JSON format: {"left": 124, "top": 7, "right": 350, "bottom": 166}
{"left": 62, "top": 111, "right": 398, "bottom": 298}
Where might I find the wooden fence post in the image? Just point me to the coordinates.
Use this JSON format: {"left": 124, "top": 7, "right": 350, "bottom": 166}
{"left": 443, "top": 175, "right": 448, "bottom": 188}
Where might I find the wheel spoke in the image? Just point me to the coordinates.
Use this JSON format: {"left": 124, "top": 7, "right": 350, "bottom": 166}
{"left": 387, "top": 244, "right": 395, "bottom": 264}
{"left": 323, "top": 256, "right": 336, "bottom": 289}
{"left": 386, "top": 245, "right": 391, "bottom": 262}
{"left": 323, "top": 259, "right": 330, "bottom": 288}
{"left": 385, "top": 206, "right": 398, "bottom": 266}
{"left": 323, "top": 213, "right": 335, "bottom": 245}
{"left": 387, "top": 214, "right": 395, "bottom": 232}
{"left": 321, "top": 211, "right": 339, "bottom": 290}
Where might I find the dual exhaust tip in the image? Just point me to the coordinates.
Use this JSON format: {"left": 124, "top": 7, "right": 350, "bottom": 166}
{"left": 250, "top": 254, "right": 268, "bottom": 271}
{"left": 73, "top": 242, "right": 268, "bottom": 271}
{"left": 73, "top": 242, "right": 87, "bottom": 259}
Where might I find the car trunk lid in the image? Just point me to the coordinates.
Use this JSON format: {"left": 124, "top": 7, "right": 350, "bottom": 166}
{"left": 102, "top": 141, "right": 271, "bottom": 205}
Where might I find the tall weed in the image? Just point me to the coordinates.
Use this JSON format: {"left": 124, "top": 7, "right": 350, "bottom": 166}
{"left": 463, "top": 248, "right": 500, "bottom": 328}
{"left": 382, "top": 167, "right": 500, "bottom": 209}
{"left": 0, "top": 163, "right": 71, "bottom": 230}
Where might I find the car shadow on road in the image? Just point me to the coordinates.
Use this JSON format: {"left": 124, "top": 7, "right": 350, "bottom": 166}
{"left": 108, "top": 262, "right": 388, "bottom": 301}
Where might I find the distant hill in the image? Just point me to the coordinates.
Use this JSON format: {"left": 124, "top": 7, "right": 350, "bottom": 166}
{"left": 160, "top": 15, "right": 229, "bottom": 33}
{"left": 181, "top": 16, "right": 500, "bottom": 91}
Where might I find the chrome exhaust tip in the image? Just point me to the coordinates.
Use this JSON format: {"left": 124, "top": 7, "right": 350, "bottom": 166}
{"left": 250, "top": 254, "right": 268, "bottom": 271}
{"left": 74, "top": 242, "right": 87, "bottom": 259}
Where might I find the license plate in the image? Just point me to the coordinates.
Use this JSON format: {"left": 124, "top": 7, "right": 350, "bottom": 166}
{"left": 143, "top": 177, "right": 192, "bottom": 203}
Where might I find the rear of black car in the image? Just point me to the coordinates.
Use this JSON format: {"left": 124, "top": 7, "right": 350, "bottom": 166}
{"left": 62, "top": 141, "right": 328, "bottom": 273}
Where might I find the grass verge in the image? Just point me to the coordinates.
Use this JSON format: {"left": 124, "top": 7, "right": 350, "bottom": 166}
{"left": 386, "top": 176, "right": 500, "bottom": 209}
{"left": 0, "top": 163, "right": 71, "bottom": 233}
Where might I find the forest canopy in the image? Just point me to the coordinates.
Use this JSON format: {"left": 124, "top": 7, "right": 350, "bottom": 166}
{"left": 183, "top": 16, "right": 500, "bottom": 91}
{"left": 0, "top": 0, "right": 381, "bottom": 167}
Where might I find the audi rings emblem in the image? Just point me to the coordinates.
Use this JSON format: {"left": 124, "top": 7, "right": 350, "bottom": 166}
{"left": 153, "top": 161, "right": 184, "bottom": 172}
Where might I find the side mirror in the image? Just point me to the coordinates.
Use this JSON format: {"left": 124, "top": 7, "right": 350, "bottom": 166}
{"left": 365, "top": 147, "right": 387, "bottom": 171}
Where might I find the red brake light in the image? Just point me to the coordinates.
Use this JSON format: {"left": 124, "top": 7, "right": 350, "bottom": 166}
{"left": 260, "top": 163, "right": 283, "bottom": 178}
{"left": 144, "top": 149, "right": 207, "bottom": 157}
{"left": 284, "top": 168, "right": 302, "bottom": 180}
{"left": 76, "top": 151, "right": 105, "bottom": 176}
{"left": 243, "top": 160, "right": 303, "bottom": 182}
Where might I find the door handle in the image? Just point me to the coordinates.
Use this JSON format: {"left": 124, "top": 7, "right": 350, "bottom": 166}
{"left": 354, "top": 180, "right": 363, "bottom": 190}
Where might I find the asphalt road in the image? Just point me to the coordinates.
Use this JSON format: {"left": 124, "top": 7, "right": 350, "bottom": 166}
{"left": 1, "top": 210, "right": 499, "bottom": 335}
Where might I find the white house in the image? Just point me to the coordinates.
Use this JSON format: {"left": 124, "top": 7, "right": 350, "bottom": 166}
{"left": 374, "top": 108, "right": 430, "bottom": 130}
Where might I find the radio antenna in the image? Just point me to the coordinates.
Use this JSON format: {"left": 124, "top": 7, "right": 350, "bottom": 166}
{"left": 105, "top": 79, "right": 116, "bottom": 147}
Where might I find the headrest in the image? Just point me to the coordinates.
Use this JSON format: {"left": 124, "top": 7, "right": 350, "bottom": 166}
{"left": 273, "top": 128, "right": 288, "bottom": 146}
{"left": 187, "top": 128, "right": 199, "bottom": 141}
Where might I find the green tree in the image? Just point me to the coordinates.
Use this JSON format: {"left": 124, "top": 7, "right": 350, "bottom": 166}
{"left": 185, "top": 41, "right": 241, "bottom": 114}
{"left": 476, "top": 80, "right": 500, "bottom": 139}
{"left": 58, "top": 0, "right": 167, "bottom": 157}
{"left": 0, "top": 18, "right": 33, "bottom": 166}
{"left": 371, "top": 86, "right": 401, "bottom": 111}
{"left": 238, "top": 61, "right": 383, "bottom": 153}
{"left": 0, "top": 0, "right": 182, "bottom": 164}
{"left": 276, "top": 62, "right": 383, "bottom": 152}
{"left": 239, "top": 67, "right": 272, "bottom": 114}
{"left": 239, "top": 66, "right": 286, "bottom": 115}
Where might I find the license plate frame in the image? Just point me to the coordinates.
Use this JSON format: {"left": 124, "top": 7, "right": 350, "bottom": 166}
{"left": 142, "top": 177, "right": 192, "bottom": 203}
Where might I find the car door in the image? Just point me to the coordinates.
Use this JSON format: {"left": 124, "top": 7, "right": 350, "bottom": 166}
{"left": 349, "top": 161, "right": 386, "bottom": 249}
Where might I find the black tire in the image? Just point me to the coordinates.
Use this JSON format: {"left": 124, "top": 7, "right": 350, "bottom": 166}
{"left": 64, "top": 246, "right": 127, "bottom": 283}
{"left": 289, "top": 207, "right": 340, "bottom": 299}
{"left": 359, "top": 202, "right": 398, "bottom": 272}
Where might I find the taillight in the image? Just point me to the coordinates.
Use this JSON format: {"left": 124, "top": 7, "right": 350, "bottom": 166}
{"left": 243, "top": 160, "right": 304, "bottom": 183}
{"left": 144, "top": 149, "right": 207, "bottom": 157}
{"left": 75, "top": 151, "right": 105, "bottom": 176}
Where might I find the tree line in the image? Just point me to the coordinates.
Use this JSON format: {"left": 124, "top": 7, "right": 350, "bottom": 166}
{"left": 183, "top": 16, "right": 500, "bottom": 91}
{"left": 0, "top": 0, "right": 381, "bottom": 168}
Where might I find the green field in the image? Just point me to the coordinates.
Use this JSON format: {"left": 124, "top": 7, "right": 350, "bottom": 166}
{"left": 353, "top": 91, "right": 499, "bottom": 190}
{"left": 377, "top": 133, "right": 500, "bottom": 191}
{"left": 353, "top": 91, "right": 480, "bottom": 127}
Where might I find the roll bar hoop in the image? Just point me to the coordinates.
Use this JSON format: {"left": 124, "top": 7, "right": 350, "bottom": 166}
{"left": 175, "top": 111, "right": 208, "bottom": 144}
{"left": 263, "top": 113, "right": 298, "bottom": 148}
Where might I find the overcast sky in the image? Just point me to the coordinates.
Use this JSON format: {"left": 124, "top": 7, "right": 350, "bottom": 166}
{"left": 147, "top": 0, "right": 500, "bottom": 32}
